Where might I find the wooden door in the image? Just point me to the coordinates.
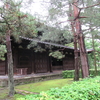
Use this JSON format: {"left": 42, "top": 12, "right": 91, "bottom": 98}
{"left": 18, "top": 49, "right": 32, "bottom": 74}
{"left": 34, "top": 53, "right": 48, "bottom": 73}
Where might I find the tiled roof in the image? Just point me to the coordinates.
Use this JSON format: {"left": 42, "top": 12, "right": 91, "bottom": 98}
{"left": 19, "top": 36, "right": 93, "bottom": 53}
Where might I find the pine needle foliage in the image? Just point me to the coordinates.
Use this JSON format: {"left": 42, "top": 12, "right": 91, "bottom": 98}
{"left": 0, "top": 0, "right": 38, "bottom": 60}
{"left": 0, "top": 45, "right": 7, "bottom": 61}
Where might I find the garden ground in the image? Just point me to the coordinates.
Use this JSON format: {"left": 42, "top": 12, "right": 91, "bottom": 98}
{"left": 0, "top": 78, "right": 73, "bottom": 100}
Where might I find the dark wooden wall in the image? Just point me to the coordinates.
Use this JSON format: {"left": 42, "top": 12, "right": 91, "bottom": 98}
{"left": 13, "top": 48, "right": 50, "bottom": 74}
{"left": 63, "top": 56, "right": 74, "bottom": 70}
{"left": 0, "top": 48, "right": 75, "bottom": 75}
{"left": 0, "top": 60, "right": 6, "bottom": 75}
{"left": 16, "top": 49, "right": 32, "bottom": 74}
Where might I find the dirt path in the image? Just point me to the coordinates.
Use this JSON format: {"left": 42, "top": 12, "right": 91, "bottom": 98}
{"left": 16, "top": 89, "right": 39, "bottom": 95}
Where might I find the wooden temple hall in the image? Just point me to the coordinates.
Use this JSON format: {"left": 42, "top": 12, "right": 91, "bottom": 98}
{"left": 0, "top": 36, "right": 91, "bottom": 75}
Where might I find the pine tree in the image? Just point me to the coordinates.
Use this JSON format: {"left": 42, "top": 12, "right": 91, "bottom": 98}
{"left": 80, "top": 0, "right": 100, "bottom": 75}
{"left": 0, "top": 0, "right": 37, "bottom": 96}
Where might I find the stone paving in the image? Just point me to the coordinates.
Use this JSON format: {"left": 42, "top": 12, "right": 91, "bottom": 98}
{"left": 0, "top": 70, "right": 62, "bottom": 79}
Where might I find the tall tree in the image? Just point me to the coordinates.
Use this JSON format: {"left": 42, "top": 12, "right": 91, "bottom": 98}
{"left": 72, "top": 0, "right": 89, "bottom": 78}
{"left": 68, "top": 2, "right": 80, "bottom": 80}
{"left": 80, "top": 1, "right": 100, "bottom": 75}
{"left": 0, "top": 0, "right": 37, "bottom": 96}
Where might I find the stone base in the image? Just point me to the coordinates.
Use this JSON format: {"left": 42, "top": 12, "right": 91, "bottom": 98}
{"left": 0, "top": 73, "right": 62, "bottom": 87}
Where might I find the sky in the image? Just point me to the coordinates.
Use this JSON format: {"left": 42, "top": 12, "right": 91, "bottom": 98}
{"left": 0, "top": 0, "right": 68, "bottom": 27}
{"left": 20, "top": 0, "right": 49, "bottom": 16}
{"left": 0, "top": 0, "right": 49, "bottom": 16}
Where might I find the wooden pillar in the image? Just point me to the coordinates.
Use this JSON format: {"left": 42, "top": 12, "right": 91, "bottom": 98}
{"left": 49, "top": 56, "right": 52, "bottom": 72}
{"left": 32, "top": 50, "right": 35, "bottom": 73}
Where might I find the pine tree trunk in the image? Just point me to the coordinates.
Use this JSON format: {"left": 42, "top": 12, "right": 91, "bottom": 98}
{"left": 73, "top": 0, "right": 89, "bottom": 78}
{"left": 71, "top": 23, "right": 79, "bottom": 81}
{"left": 74, "top": 38, "right": 80, "bottom": 80}
{"left": 6, "top": 30, "right": 15, "bottom": 96}
{"left": 74, "top": 42, "right": 80, "bottom": 80}
{"left": 78, "top": 28, "right": 89, "bottom": 78}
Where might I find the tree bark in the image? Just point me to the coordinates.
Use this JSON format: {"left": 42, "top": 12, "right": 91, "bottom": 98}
{"left": 73, "top": 34, "right": 80, "bottom": 80}
{"left": 73, "top": 0, "right": 89, "bottom": 78}
{"left": 78, "top": 28, "right": 89, "bottom": 78}
{"left": 6, "top": 30, "right": 15, "bottom": 96}
{"left": 68, "top": 2, "right": 80, "bottom": 81}
{"left": 71, "top": 23, "right": 79, "bottom": 81}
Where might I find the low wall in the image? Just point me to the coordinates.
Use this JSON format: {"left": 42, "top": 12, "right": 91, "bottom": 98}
{"left": 0, "top": 73, "right": 62, "bottom": 87}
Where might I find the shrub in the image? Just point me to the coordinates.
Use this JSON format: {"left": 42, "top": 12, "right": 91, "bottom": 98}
{"left": 17, "top": 76, "right": 100, "bottom": 100}
{"left": 62, "top": 70, "right": 75, "bottom": 78}
{"left": 62, "top": 69, "right": 100, "bottom": 78}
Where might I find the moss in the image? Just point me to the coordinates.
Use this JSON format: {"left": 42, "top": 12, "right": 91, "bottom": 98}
{"left": 0, "top": 78, "right": 73, "bottom": 100}
{"left": 15, "top": 78, "right": 73, "bottom": 92}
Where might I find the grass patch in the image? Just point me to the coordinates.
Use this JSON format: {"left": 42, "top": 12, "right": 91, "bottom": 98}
{"left": 15, "top": 78, "right": 73, "bottom": 92}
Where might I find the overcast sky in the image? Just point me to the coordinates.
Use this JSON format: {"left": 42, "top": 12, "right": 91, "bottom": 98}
{"left": 20, "top": 0, "right": 49, "bottom": 16}
{"left": 0, "top": 0, "right": 86, "bottom": 28}
{"left": 0, "top": 0, "right": 48, "bottom": 16}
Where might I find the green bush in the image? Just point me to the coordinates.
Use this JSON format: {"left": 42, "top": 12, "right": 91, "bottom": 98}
{"left": 62, "top": 70, "right": 75, "bottom": 78}
{"left": 17, "top": 76, "right": 100, "bottom": 100}
{"left": 62, "top": 69, "right": 100, "bottom": 78}
{"left": 89, "top": 69, "right": 100, "bottom": 76}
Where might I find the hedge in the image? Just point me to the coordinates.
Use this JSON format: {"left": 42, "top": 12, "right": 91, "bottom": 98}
{"left": 62, "top": 69, "right": 100, "bottom": 78}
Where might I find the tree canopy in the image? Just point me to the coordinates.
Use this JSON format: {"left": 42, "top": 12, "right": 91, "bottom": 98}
{"left": 0, "top": 0, "right": 38, "bottom": 60}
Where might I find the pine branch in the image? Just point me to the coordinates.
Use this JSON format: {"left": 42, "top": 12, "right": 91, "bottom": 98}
{"left": 82, "top": 27, "right": 96, "bottom": 32}
{"left": 0, "top": 12, "right": 11, "bottom": 30}
{"left": 0, "top": 21, "right": 6, "bottom": 23}
{"left": 81, "top": 2, "right": 100, "bottom": 9}
{"left": 72, "top": 3, "right": 81, "bottom": 10}
{"left": 58, "top": 20, "right": 68, "bottom": 24}
{"left": 72, "top": 1, "right": 100, "bottom": 10}
{"left": 72, "top": 1, "right": 100, "bottom": 21}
